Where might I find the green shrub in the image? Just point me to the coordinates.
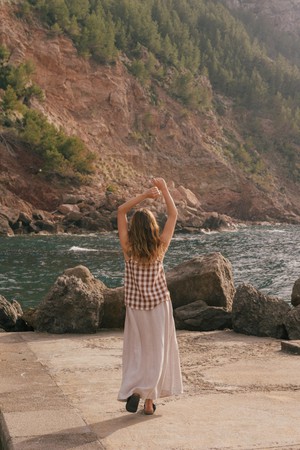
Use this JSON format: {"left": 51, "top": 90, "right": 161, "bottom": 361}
{"left": 19, "top": 109, "right": 95, "bottom": 179}
{"left": 2, "top": 86, "right": 19, "bottom": 111}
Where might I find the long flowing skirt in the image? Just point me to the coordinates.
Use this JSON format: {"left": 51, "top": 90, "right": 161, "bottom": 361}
{"left": 118, "top": 300, "right": 183, "bottom": 401}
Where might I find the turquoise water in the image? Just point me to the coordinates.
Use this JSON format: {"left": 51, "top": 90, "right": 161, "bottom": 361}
{"left": 0, "top": 225, "right": 299, "bottom": 309}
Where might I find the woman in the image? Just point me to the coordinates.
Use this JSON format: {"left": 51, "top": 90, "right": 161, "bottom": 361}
{"left": 117, "top": 177, "right": 183, "bottom": 415}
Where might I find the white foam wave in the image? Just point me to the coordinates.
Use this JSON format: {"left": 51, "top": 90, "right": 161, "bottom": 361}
{"left": 69, "top": 246, "right": 97, "bottom": 252}
{"left": 265, "top": 229, "right": 286, "bottom": 233}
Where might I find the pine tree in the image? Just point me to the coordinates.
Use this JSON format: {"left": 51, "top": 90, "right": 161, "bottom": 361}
{"left": 2, "top": 85, "right": 18, "bottom": 111}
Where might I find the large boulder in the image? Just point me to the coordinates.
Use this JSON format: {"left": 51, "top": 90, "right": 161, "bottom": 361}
{"left": 0, "top": 295, "right": 31, "bottom": 331}
{"left": 86, "top": 211, "right": 113, "bottom": 231}
{"left": 174, "top": 300, "right": 232, "bottom": 331}
{"left": 102, "top": 287, "right": 125, "bottom": 328}
{"left": 0, "top": 215, "right": 14, "bottom": 236}
{"left": 34, "top": 219, "right": 60, "bottom": 233}
{"left": 35, "top": 265, "right": 106, "bottom": 333}
{"left": 32, "top": 210, "right": 47, "bottom": 220}
{"left": 166, "top": 252, "right": 235, "bottom": 310}
{"left": 63, "top": 211, "right": 84, "bottom": 224}
{"left": 202, "top": 212, "right": 235, "bottom": 231}
{"left": 284, "top": 306, "right": 300, "bottom": 340}
{"left": 0, "top": 295, "right": 20, "bottom": 331}
{"left": 18, "top": 212, "right": 32, "bottom": 226}
{"left": 177, "top": 186, "right": 200, "bottom": 208}
{"left": 0, "top": 206, "right": 20, "bottom": 227}
{"left": 232, "top": 284, "right": 291, "bottom": 339}
{"left": 22, "top": 307, "right": 38, "bottom": 330}
{"left": 291, "top": 278, "right": 300, "bottom": 307}
{"left": 77, "top": 216, "right": 100, "bottom": 232}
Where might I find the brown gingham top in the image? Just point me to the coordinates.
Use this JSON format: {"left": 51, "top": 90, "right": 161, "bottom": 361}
{"left": 124, "top": 259, "right": 171, "bottom": 310}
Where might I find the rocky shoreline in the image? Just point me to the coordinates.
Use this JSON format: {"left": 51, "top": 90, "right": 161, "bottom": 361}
{"left": 0, "top": 183, "right": 255, "bottom": 237}
{"left": 1, "top": 252, "right": 300, "bottom": 341}
{"left": 2, "top": 181, "right": 299, "bottom": 238}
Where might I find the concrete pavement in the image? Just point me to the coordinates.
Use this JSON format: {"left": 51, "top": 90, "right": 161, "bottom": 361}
{"left": 0, "top": 330, "right": 300, "bottom": 450}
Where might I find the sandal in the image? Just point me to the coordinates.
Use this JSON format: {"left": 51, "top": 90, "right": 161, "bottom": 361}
{"left": 144, "top": 402, "right": 156, "bottom": 415}
{"left": 126, "top": 394, "right": 140, "bottom": 413}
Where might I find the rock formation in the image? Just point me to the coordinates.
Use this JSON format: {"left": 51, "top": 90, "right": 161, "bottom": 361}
{"left": 284, "top": 306, "right": 300, "bottom": 340}
{"left": 34, "top": 265, "right": 105, "bottom": 333}
{"left": 0, "top": 184, "right": 239, "bottom": 235}
{"left": 102, "top": 287, "right": 126, "bottom": 329}
{"left": 166, "top": 253, "right": 235, "bottom": 310}
{"left": 232, "top": 284, "right": 290, "bottom": 339}
{"left": 291, "top": 278, "right": 300, "bottom": 307}
{"left": 174, "top": 300, "right": 232, "bottom": 331}
{"left": 2, "top": 258, "right": 300, "bottom": 339}
{"left": 0, "top": 295, "right": 31, "bottom": 331}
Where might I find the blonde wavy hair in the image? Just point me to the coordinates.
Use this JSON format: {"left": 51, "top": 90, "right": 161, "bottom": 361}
{"left": 128, "top": 208, "right": 163, "bottom": 262}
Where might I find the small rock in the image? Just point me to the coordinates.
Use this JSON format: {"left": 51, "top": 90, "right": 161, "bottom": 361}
{"left": 62, "top": 194, "right": 85, "bottom": 204}
{"left": 58, "top": 204, "right": 80, "bottom": 215}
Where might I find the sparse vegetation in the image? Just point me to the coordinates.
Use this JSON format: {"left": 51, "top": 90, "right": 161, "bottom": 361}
{"left": 0, "top": 44, "right": 95, "bottom": 182}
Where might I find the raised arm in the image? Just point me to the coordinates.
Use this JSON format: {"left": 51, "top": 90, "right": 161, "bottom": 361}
{"left": 117, "top": 187, "right": 160, "bottom": 257}
{"left": 152, "top": 178, "right": 178, "bottom": 250}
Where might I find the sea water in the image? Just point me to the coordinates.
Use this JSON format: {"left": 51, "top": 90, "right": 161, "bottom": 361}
{"left": 0, "top": 225, "right": 299, "bottom": 309}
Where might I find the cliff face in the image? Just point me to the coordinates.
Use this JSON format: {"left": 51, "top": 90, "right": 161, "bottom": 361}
{"left": 222, "top": 0, "right": 300, "bottom": 35}
{"left": 1, "top": 3, "right": 300, "bottom": 225}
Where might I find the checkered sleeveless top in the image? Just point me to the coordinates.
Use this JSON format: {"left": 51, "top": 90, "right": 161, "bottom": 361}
{"left": 124, "top": 259, "right": 171, "bottom": 310}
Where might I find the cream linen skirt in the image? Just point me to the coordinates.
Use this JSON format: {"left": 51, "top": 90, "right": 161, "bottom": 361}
{"left": 118, "top": 300, "right": 183, "bottom": 401}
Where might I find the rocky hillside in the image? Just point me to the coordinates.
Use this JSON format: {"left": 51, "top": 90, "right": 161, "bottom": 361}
{"left": 1, "top": 1, "right": 300, "bottom": 236}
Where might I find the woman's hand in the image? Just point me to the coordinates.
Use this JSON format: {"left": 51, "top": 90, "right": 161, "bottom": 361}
{"left": 145, "top": 187, "right": 160, "bottom": 199}
{"left": 152, "top": 177, "right": 167, "bottom": 191}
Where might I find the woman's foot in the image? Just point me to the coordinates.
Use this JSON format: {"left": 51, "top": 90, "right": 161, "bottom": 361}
{"left": 126, "top": 393, "right": 140, "bottom": 413}
{"left": 144, "top": 399, "right": 156, "bottom": 415}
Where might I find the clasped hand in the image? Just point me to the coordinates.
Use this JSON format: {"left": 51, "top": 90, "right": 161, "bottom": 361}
{"left": 143, "top": 178, "right": 168, "bottom": 199}
{"left": 145, "top": 177, "right": 167, "bottom": 199}
{"left": 145, "top": 187, "right": 160, "bottom": 199}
